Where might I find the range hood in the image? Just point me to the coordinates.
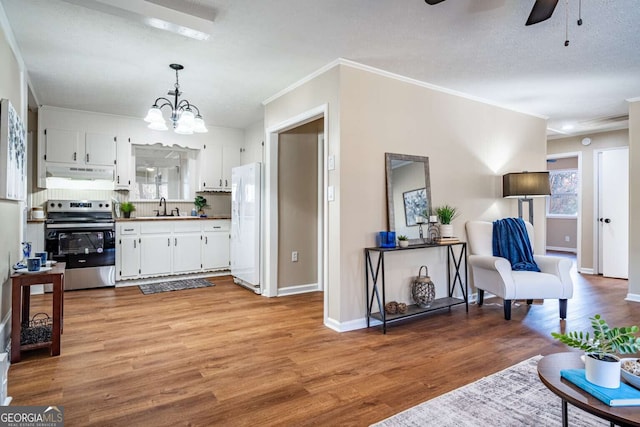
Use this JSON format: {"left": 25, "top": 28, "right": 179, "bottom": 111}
{"left": 46, "top": 164, "right": 114, "bottom": 181}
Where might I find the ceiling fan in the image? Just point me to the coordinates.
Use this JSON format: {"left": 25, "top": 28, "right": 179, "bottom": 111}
{"left": 424, "top": 0, "right": 560, "bottom": 26}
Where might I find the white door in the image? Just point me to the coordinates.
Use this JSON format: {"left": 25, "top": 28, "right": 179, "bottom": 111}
{"left": 600, "top": 148, "right": 629, "bottom": 279}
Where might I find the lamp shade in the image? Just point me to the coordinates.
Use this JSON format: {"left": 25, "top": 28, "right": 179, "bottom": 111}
{"left": 503, "top": 172, "right": 551, "bottom": 198}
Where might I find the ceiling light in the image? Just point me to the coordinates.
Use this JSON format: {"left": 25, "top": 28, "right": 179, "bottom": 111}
{"left": 145, "top": 64, "right": 207, "bottom": 134}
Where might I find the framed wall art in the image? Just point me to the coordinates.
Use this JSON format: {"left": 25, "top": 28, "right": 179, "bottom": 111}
{"left": 0, "top": 98, "right": 26, "bottom": 201}
{"left": 403, "top": 187, "right": 427, "bottom": 227}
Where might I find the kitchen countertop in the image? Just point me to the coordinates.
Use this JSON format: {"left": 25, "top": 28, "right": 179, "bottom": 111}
{"left": 116, "top": 216, "right": 230, "bottom": 221}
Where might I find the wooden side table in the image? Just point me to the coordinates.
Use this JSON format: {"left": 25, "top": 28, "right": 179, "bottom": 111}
{"left": 10, "top": 262, "right": 65, "bottom": 363}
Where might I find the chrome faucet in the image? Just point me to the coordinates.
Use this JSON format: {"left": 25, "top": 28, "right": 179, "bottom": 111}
{"left": 159, "top": 197, "right": 167, "bottom": 216}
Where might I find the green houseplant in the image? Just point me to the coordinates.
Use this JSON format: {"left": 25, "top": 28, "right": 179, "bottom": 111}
{"left": 552, "top": 314, "right": 640, "bottom": 388}
{"left": 194, "top": 196, "right": 208, "bottom": 215}
{"left": 119, "top": 202, "right": 135, "bottom": 218}
{"left": 397, "top": 235, "right": 409, "bottom": 248}
{"left": 435, "top": 205, "right": 459, "bottom": 238}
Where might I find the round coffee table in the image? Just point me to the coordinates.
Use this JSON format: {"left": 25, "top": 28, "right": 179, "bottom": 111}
{"left": 538, "top": 352, "right": 640, "bottom": 427}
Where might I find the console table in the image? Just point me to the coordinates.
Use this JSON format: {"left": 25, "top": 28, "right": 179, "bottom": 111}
{"left": 365, "top": 242, "right": 467, "bottom": 333}
{"left": 10, "top": 262, "right": 65, "bottom": 363}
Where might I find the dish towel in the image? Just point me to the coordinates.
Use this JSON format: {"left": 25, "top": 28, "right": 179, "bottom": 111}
{"left": 492, "top": 218, "right": 540, "bottom": 271}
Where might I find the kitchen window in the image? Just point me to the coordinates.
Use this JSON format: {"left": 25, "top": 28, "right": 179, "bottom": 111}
{"left": 132, "top": 144, "right": 197, "bottom": 200}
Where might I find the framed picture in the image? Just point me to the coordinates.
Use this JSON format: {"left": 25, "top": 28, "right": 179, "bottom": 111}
{"left": 403, "top": 188, "right": 427, "bottom": 227}
{"left": 0, "top": 99, "right": 26, "bottom": 201}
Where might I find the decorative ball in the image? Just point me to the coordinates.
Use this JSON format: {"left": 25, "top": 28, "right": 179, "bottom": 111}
{"left": 385, "top": 301, "right": 398, "bottom": 314}
{"left": 397, "top": 302, "right": 408, "bottom": 314}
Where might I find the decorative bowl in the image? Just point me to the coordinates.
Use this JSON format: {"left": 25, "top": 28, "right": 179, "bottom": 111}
{"left": 620, "top": 358, "right": 640, "bottom": 390}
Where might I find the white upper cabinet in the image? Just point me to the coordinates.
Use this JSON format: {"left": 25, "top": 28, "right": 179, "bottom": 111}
{"left": 44, "top": 128, "right": 80, "bottom": 164}
{"left": 85, "top": 132, "right": 116, "bottom": 166}
{"left": 198, "top": 144, "right": 241, "bottom": 192}
{"left": 115, "top": 137, "right": 132, "bottom": 190}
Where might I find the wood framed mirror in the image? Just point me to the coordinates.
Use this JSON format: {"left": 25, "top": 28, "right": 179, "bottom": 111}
{"left": 385, "top": 153, "right": 432, "bottom": 240}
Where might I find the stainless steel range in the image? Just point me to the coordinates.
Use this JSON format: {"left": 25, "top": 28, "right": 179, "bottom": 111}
{"left": 45, "top": 200, "right": 115, "bottom": 290}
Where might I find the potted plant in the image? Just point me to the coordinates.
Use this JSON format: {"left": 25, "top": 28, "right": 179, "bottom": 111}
{"left": 435, "top": 205, "right": 459, "bottom": 238}
{"left": 397, "top": 235, "right": 409, "bottom": 248}
{"left": 194, "top": 196, "right": 208, "bottom": 216}
{"left": 552, "top": 314, "right": 640, "bottom": 388}
{"left": 120, "top": 201, "right": 135, "bottom": 218}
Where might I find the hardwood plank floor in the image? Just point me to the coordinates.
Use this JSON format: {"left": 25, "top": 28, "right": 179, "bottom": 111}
{"left": 9, "top": 267, "right": 639, "bottom": 426}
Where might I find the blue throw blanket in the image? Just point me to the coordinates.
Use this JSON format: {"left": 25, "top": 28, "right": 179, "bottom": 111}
{"left": 492, "top": 218, "right": 540, "bottom": 272}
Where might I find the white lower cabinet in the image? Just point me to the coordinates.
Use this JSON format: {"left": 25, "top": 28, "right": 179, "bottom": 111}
{"left": 202, "top": 220, "right": 231, "bottom": 270}
{"left": 116, "top": 219, "right": 230, "bottom": 281}
{"left": 118, "top": 224, "right": 140, "bottom": 279}
{"left": 172, "top": 221, "right": 203, "bottom": 274}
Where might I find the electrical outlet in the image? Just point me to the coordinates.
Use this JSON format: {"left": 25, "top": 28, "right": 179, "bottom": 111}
{"left": 565, "top": 236, "right": 570, "bottom": 242}
{"left": 292, "top": 251, "right": 298, "bottom": 262}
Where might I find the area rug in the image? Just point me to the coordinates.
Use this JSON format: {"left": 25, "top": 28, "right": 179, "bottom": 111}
{"left": 138, "top": 278, "right": 214, "bottom": 295}
{"left": 372, "top": 355, "right": 608, "bottom": 427}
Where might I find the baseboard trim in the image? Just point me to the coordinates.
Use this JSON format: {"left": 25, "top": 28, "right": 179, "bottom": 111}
{"left": 579, "top": 268, "right": 595, "bottom": 275}
{"left": 546, "top": 246, "right": 577, "bottom": 253}
{"left": 625, "top": 293, "right": 640, "bottom": 303}
{"left": 325, "top": 316, "right": 382, "bottom": 332}
{"left": 277, "top": 283, "right": 319, "bottom": 296}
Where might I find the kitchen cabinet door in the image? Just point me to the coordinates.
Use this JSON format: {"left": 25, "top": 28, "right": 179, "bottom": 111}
{"left": 85, "top": 132, "right": 116, "bottom": 166}
{"left": 173, "top": 234, "right": 203, "bottom": 273}
{"left": 198, "top": 144, "right": 223, "bottom": 191}
{"left": 118, "top": 236, "right": 140, "bottom": 279}
{"left": 221, "top": 146, "right": 240, "bottom": 191}
{"left": 115, "top": 137, "right": 132, "bottom": 190}
{"left": 202, "top": 230, "right": 230, "bottom": 270}
{"left": 45, "top": 128, "right": 80, "bottom": 164}
{"left": 139, "top": 235, "right": 172, "bottom": 276}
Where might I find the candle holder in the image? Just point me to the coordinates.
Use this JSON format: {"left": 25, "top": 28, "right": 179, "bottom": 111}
{"left": 427, "top": 220, "right": 440, "bottom": 244}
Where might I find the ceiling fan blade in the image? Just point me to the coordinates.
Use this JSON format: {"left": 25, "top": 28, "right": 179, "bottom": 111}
{"left": 526, "top": 0, "right": 559, "bottom": 25}
{"left": 424, "top": 0, "right": 446, "bottom": 5}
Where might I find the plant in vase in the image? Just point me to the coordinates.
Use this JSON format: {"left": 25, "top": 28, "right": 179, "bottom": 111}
{"left": 552, "top": 314, "right": 640, "bottom": 388}
{"left": 435, "top": 205, "right": 459, "bottom": 238}
{"left": 194, "top": 196, "right": 208, "bottom": 216}
{"left": 120, "top": 202, "right": 136, "bottom": 218}
{"left": 397, "top": 235, "right": 409, "bottom": 248}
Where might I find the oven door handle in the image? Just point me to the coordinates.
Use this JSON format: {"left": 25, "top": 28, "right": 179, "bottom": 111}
{"left": 46, "top": 222, "right": 115, "bottom": 229}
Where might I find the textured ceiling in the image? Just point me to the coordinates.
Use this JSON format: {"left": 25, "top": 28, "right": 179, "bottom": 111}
{"left": 2, "top": 0, "right": 639, "bottom": 137}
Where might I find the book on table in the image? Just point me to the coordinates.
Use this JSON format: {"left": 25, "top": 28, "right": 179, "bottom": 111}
{"left": 560, "top": 369, "right": 640, "bottom": 407}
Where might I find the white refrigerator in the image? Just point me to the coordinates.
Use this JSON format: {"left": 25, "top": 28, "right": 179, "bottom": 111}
{"left": 231, "top": 162, "right": 261, "bottom": 293}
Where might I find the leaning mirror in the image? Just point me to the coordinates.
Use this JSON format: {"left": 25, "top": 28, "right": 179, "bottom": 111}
{"left": 385, "top": 153, "right": 432, "bottom": 242}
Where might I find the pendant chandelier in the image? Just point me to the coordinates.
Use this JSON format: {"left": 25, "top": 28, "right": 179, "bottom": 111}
{"left": 144, "top": 63, "right": 208, "bottom": 134}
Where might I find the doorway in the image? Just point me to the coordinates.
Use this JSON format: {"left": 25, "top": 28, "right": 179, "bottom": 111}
{"left": 546, "top": 153, "right": 582, "bottom": 270}
{"left": 264, "top": 105, "right": 328, "bottom": 318}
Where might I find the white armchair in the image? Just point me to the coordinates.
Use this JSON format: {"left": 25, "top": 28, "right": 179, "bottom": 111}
{"left": 465, "top": 220, "right": 573, "bottom": 320}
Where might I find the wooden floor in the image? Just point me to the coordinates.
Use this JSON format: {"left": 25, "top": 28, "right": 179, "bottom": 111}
{"left": 9, "top": 265, "right": 638, "bottom": 426}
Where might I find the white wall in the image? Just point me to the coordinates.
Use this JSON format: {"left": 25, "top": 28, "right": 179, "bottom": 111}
{"left": 0, "top": 4, "right": 27, "bottom": 349}
{"left": 265, "top": 61, "right": 548, "bottom": 328}
{"left": 242, "top": 119, "right": 264, "bottom": 165}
